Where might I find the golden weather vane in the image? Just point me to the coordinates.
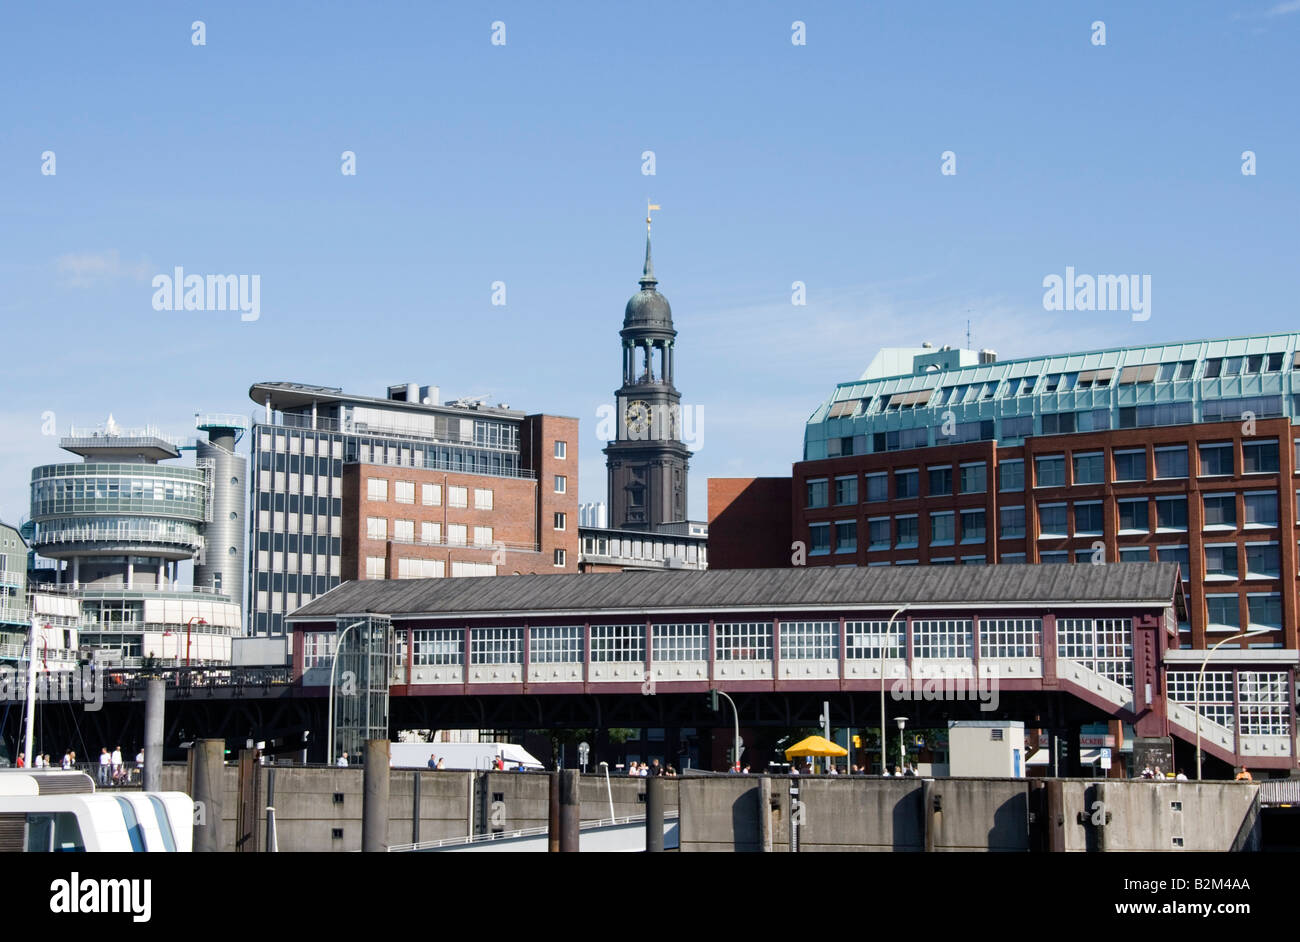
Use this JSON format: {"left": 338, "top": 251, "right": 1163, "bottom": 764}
{"left": 646, "top": 200, "right": 660, "bottom": 233}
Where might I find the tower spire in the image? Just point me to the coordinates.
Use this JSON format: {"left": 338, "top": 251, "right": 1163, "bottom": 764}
{"left": 641, "top": 201, "right": 660, "bottom": 289}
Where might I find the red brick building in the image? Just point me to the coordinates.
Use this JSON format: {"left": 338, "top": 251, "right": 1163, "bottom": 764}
{"left": 341, "top": 415, "right": 579, "bottom": 580}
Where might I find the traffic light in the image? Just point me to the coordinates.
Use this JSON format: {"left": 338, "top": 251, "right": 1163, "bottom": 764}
{"left": 706, "top": 688, "right": 719, "bottom": 711}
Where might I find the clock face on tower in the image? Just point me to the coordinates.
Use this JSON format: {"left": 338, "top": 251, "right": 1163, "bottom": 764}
{"left": 625, "top": 399, "right": 652, "bottom": 438}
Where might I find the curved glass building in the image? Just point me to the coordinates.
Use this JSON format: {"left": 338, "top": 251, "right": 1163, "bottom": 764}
{"left": 27, "top": 419, "right": 241, "bottom": 666}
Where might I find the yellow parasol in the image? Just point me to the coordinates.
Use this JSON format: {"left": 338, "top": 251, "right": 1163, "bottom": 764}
{"left": 784, "top": 735, "right": 849, "bottom": 760}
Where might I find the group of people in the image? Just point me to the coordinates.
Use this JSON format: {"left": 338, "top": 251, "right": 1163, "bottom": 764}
{"left": 17, "top": 746, "right": 144, "bottom": 784}
{"left": 1139, "top": 766, "right": 1190, "bottom": 781}
{"left": 625, "top": 759, "right": 678, "bottom": 777}
{"left": 788, "top": 763, "right": 920, "bottom": 776}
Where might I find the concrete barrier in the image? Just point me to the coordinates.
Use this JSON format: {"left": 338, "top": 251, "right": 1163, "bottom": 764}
{"left": 157, "top": 765, "right": 1262, "bottom": 852}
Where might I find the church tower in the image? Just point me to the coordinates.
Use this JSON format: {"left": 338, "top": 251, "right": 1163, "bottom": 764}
{"left": 604, "top": 209, "right": 691, "bottom": 531}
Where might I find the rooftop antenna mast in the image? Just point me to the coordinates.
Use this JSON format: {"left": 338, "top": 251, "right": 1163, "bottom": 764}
{"left": 966, "top": 317, "right": 972, "bottom": 350}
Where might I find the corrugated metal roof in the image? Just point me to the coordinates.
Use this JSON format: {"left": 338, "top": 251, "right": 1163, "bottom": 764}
{"left": 288, "top": 563, "right": 1183, "bottom": 621}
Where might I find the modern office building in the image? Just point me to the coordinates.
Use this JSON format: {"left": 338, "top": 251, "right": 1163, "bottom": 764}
{"left": 0, "top": 520, "right": 30, "bottom": 660}
{"left": 247, "top": 382, "right": 579, "bottom": 637}
{"left": 26, "top": 418, "right": 242, "bottom": 665}
{"left": 712, "top": 333, "right": 1300, "bottom": 651}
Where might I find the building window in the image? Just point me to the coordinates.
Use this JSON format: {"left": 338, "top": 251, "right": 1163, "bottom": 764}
{"left": 895, "top": 469, "right": 919, "bottom": 500}
{"left": 394, "top": 519, "right": 414, "bottom": 542}
{"left": 554, "top": 512, "right": 566, "bottom": 530}
{"left": 471, "top": 627, "right": 524, "bottom": 665}
{"left": 1117, "top": 499, "right": 1149, "bottom": 534}
{"left": 366, "top": 478, "right": 388, "bottom": 502}
{"left": 930, "top": 511, "right": 955, "bottom": 545}
{"left": 834, "top": 476, "right": 857, "bottom": 505}
{"left": 1036, "top": 456, "right": 1066, "bottom": 488}
{"left": 554, "top": 476, "right": 567, "bottom": 494}
{"left": 1057, "top": 618, "right": 1132, "bottom": 688}
{"left": 365, "top": 556, "right": 385, "bottom": 580}
{"left": 960, "top": 509, "right": 986, "bottom": 543}
{"left": 451, "top": 560, "right": 497, "bottom": 577}
{"left": 1198, "top": 443, "right": 1234, "bottom": 477}
{"left": 1204, "top": 544, "right": 1239, "bottom": 579}
{"left": 895, "top": 515, "right": 918, "bottom": 548}
{"left": 1157, "top": 545, "right": 1190, "bottom": 579}
{"left": 715, "top": 622, "right": 773, "bottom": 661}
{"left": 1244, "top": 543, "right": 1280, "bottom": 579}
{"left": 1167, "top": 670, "right": 1234, "bottom": 729}
{"left": 1040, "top": 551, "right": 1069, "bottom": 564}
{"left": 979, "top": 618, "right": 1041, "bottom": 658}
{"left": 413, "top": 628, "right": 462, "bottom": 666}
{"left": 397, "top": 557, "right": 443, "bottom": 579}
{"left": 912, "top": 619, "right": 972, "bottom": 659}
{"left": 999, "top": 460, "right": 1025, "bottom": 492}
{"left": 302, "top": 632, "right": 337, "bottom": 669}
{"left": 448, "top": 486, "right": 468, "bottom": 508}
{"left": 1000, "top": 506, "right": 1025, "bottom": 539}
{"left": 1206, "top": 595, "right": 1240, "bottom": 629}
{"left": 1238, "top": 672, "right": 1288, "bottom": 733}
{"left": 835, "top": 521, "right": 857, "bottom": 554}
{"left": 422, "top": 483, "right": 441, "bottom": 506}
{"left": 779, "top": 621, "right": 838, "bottom": 660}
{"left": 1156, "top": 496, "right": 1188, "bottom": 531}
{"left": 590, "top": 624, "right": 644, "bottom": 662}
{"left": 652, "top": 623, "right": 708, "bottom": 662}
{"left": 1074, "top": 502, "right": 1104, "bottom": 536}
{"left": 1203, "top": 493, "right": 1237, "bottom": 529}
{"left": 366, "top": 517, "right": 388, "bottom": 540}
{"left": 867, "top": 517, "right": 890, "bottom": 550}
{"left": 1000, "top": 553, "right": 1026, "bottom": 564}
{"left": 473, "top": 526, "right": 493, "bottom": 546}
{"left": 806, "top": 478, "right": 829, "bottom": 508}
{"left": 1113, "top": 450, "right": 1146, "bottom": 482}
{"left": 1118, "top": 547, "right": 1150, "bottom": 562}
{"left": 1154, "top": 446, "right": 1189, "bottom": 479}
{"left": 809, "top": 523, "right": 831, "bottom": 555}
{"left": 1039, "top": 504, "right": 1067, "bottom": 538}
{"left": 448, "top": 524, "right": 467, "bottom": 546}
{"left": 845, "top": 621, "right": 903, "bottom": 659}
{"left": 1243, "top": 491, "right": 1278, "bottom": 528}
{"left": 928, "top": 466, "right": 953, "bottom": 497}
{"left": 1242, "top": 439, "right": 1279, "bottom": 474}
{"left": 530, "top": 626, "right": 583, "bottom": 663}
{"left": 959, "top": 463, "right": 987, "bottom": 494}
{"left": 421, "top": 522, "right": 441, "bottom": 543}
{"left": 554, "top": 441, "right": 567, "bottom": 459}
{"left": 474, "top": 488, "right": 494, "bottom": 511}
{"left": 865, "top": 473, "right": 888, "bottom": 502}
{"left": 395, "top": 481, "right": 415, "bottom": 504}
{"left": 1072, "top": 453, "right": 1104, "bottom": 485}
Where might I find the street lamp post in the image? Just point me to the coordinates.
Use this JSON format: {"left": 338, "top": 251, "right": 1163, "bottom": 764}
{"left": 880, "top": 606, "right": 908, "bottom": 774}
{"left": 714, "top": 689, "right": 742, "bottom": 771}
{"left": 1195, "top": 627, "right": 1269, "bottom": 780}
{"left": 895, "top": 716, "right": 908, "bottom": 774}
{"left": 163, "top": 616, "right": 208, "bottom": 668}
{"left": 327, "top": 620, "right": 368, "bottom": 766}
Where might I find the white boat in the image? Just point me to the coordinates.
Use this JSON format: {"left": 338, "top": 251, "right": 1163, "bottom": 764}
{"left": 0, "top": 771, "right": 193, "bottom": 852}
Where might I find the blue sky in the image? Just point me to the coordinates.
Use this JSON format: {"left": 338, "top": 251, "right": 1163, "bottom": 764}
{"left": 2, "top": 1, "right": 1298, "bottom": 529}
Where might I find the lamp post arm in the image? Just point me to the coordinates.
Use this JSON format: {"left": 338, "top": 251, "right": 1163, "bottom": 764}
{"left": 1195, "top": 627, "right": 1269, "bottom": 780}
{"left": 880, "top": 606, "right": 907, "bottom": 774}
{"left": 715, "top": 689, "right": 741, "bottom": 770}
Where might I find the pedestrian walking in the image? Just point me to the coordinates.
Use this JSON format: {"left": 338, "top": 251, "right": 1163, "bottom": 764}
{"left": 98, "top": 747, "right": 111, "bottom": 784}
{"left": 111, "top": 745, "right": 124, "bottom": 783}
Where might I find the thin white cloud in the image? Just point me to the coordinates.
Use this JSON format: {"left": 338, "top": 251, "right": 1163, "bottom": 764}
{"left": 1266, "top": 0, "right": 1300, "bottom": 15}
{"left": 56, "top": 250, "right": 152, "bottom": 287}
